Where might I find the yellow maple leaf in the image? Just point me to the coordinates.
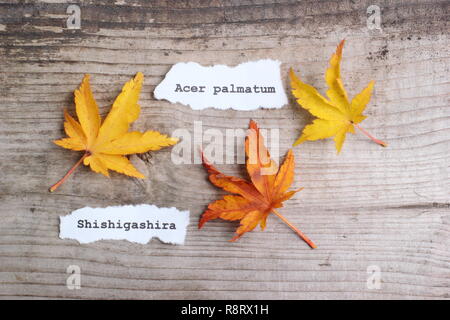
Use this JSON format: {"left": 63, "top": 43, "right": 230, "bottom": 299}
{"left": 290, "top": 40, "right": 387, "bottom": 153}
{"left": 50, "top": 72, "right": 178, "bottom": 192}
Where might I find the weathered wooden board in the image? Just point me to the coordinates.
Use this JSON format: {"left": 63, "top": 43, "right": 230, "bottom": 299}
{"left": 0, "top": 0, "right": 449, "bottom": 299}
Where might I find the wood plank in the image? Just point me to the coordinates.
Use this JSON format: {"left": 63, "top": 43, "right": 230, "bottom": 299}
{"left": 0, "top": 0, "right": 449, "bottom": 299}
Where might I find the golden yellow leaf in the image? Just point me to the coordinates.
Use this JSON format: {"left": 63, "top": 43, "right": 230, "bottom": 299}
{"left": 290, "top": 40, "right": 387, "bottom": 153}
{"left": 50, "top": 72, "right": 179, "bottom": 192}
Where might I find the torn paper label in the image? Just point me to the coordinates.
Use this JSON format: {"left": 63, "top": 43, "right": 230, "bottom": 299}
{"left": 60, "top": 204, "right": 189, "bottom": 245}
{"left": 154, "top": 59, "right": 288, "bottom": 110}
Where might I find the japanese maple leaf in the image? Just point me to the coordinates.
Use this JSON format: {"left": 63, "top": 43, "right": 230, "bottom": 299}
{"left": 50, "top": 72, "right": 178, "bottom": 192}
{"left": 199, "top": 120, "right": 316, "bottom": 248}
{"left": 290, "top": 40, "right": 387, "bottom": 153}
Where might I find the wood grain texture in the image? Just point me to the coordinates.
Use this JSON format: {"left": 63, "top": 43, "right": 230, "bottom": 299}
{"left": 0, "top": 0, "right": 449, "bottom": 299}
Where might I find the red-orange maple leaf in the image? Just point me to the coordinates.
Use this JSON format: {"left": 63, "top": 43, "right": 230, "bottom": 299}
{"left": 199, "top": 120, "right": 316, "bottom": 248}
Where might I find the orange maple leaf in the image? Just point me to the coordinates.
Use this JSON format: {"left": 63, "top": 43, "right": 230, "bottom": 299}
{"left": 199, "top": 120, "right": 316, "bottom": 248}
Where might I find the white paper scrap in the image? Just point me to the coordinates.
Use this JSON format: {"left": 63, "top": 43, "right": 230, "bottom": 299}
{"left": 154, "top": 59, "right": 288, "bottom": 110}
{"left": 60, "top": 204, "right": 189, "bottom": 245}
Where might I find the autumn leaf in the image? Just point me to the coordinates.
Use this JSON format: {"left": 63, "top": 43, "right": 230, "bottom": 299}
{"left": 50, "top": 72, "right": 179, "bottom": 192}
{"left": 290, "top": 40, "right": 387, "bottom": 153}
{"left": 199, "top": 120, "right": 316, "bottom": 248}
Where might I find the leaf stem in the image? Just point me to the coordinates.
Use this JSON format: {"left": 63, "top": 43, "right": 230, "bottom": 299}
{"left": 49, "top": 152, "right": 90, "bottom": 192}
{"left": 353, "top": 123, "right": 387, "bottom": 147}
{"left": 272, "top": 209, "right": 317, "bottom": 249}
